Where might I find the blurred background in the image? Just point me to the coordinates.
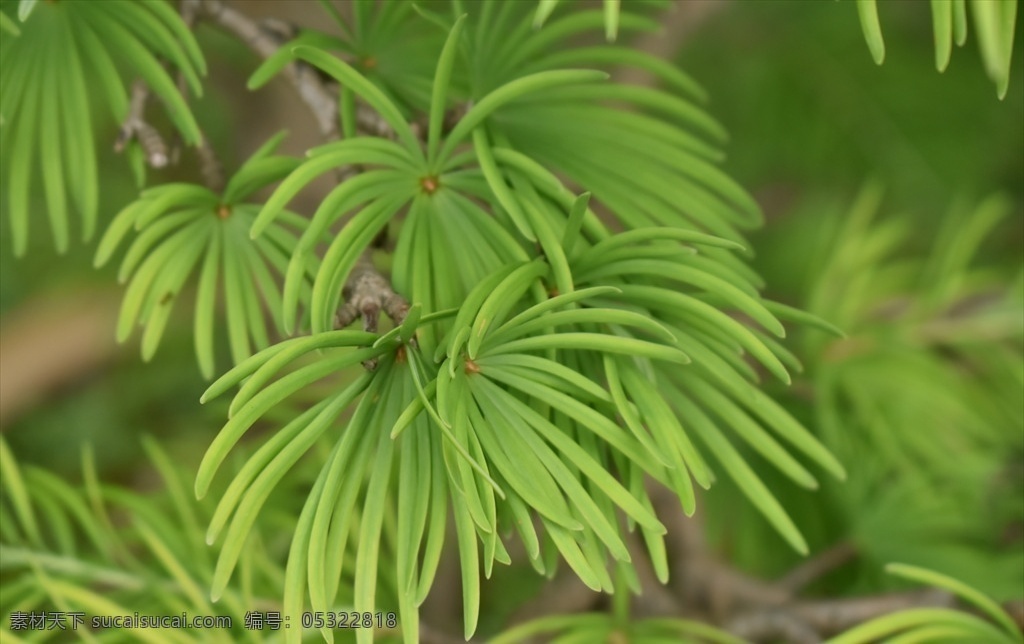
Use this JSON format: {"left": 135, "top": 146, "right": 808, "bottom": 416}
{"left": 1, "top": 0, "right": 1021, "bottom": 633}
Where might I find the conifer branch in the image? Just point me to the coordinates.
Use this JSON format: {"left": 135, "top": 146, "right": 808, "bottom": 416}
{"left": 195, "top": 0, "right": 481, "bottom": 343}
{"left": 193, "top": 2, "right": 480, "bottom": 342}
{"left": 113, "top": 1, "right": 224, "bottom": 190}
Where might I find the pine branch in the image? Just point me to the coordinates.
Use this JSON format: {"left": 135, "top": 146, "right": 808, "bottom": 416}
{"left": 193, "top": 4, "right": 473, "bottom": 350}
{"left": 194, "top": 0, "right": 477, "bottom": 346}
{"left": 112, "top": 0, "right": 224, "bottom": 191}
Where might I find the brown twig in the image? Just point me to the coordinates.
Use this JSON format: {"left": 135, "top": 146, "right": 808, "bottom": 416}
{"left": 179, "top": 0, "right": 227, "bottom": 191}
{"left": 508, "top": 569, "right": 600, "bottom": 627}
{"left": 117, "top": 0, "right": 224, "bottom": 191}
{"left": 1004, "top": 599, "right": 1024, "bottom": 631}
{"left": 418, "top": 622, "right": 473, "bottom": 644}
{"left": 725, "top": 609, "right": 819, "bottom": 644}
{"left": 791, "top": 588, "right": 956, "bottom": 635}
{"left": 778, "top": 541, "right": 858, "bottom": 594}
{"left": 611, "top": 0, "right": 730, "bottom": 87}
{"left": 180, "top": 0, "right": 201, "bottom": 28}
{"left": 647, "top": 481, "right": 1016, "bottom": 642}
{"left": 657, "top": 490, "right": 789, "bottom": 620}
{"left": 195, "top": 137, "right": 226, "bottom": 193}
{"left": 0, "top": 290, "right": 123, "bottom": 430}
{"left": 114, "top": 80, "right": 170, "bottom": 168}
{"left": 624, "top": 529, "right": 686, "bottom": 619}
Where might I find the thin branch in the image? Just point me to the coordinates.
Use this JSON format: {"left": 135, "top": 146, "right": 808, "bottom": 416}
{"left": 355, "top": 103, "right": 399, "bottom": 139}
{"left": 725, "top": 609, "right": 819, "bottom": 644}
{"left": 180, "top": 0, "right": 201, "bottom": 28}
{"left": 114, "top": 80, "right": 169, "bottom": 168}
{"left": 625, "top": 529, "right": 686, "bottom": 619}
{"left": 418, "top": 622, "right": 474, "bottom": 644}
{"left": 611, "top": 0, "right": 729, "bottom": 87}
{"left": 656, "top": 490, "right": 788, "bottom": 619}
{"left": 179, "top": 0, "right": 227, "bottom": 192}
{"left": 778, "top": 541, "right": 858, "bottom": 594}
{"left": 507, "top": 569, "right": 599, "bottom": 626}
{"left": 195, "top": 137, "right": 226, "bottom": 193}
{"left": 1004, "top": 599, "right": 1024, "bottom": 631}
{"left": 791, "top": 588, "right": 956, "bottom": 635}
{"left": 115, "top": 0, "right": 224, "bottom": 191}
{"left": 647, "top": 481, "right": 1017, "bottom": 643}
{"left": 0, "top": 290, "right": 121, "bottom": 430}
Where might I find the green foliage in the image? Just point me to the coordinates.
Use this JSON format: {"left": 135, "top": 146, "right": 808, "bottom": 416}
{"left": 0, "top": 9, "right": 18, "bottom": 36}
{"left": 0, "top": 1, "right": 1020, "bottom": 643}
{"left": 701, "top": 187, "right": 1023, "bottom": 597}
{"left": 856, "top": 0, "right": 1018, "bottom": 97}
{"left": 0, "top": 0, "right": 204, "bottom": 255}
{"left": 805, "top": 187, "right": 1022, "bottom": 483}
{"left": 184, "top": 6, "right": 858, "bottom": 641}
{"left": 805, "top": 188, "right": 1024, "bottom": 595}
{"left": 533, "top": 0, "right": 650, "bottom": 42}
{"left": 0, "top": 436, "right": 286, "bottom": 644}
{"left": 94, "top": 133, "right": 310, "bottom": 378}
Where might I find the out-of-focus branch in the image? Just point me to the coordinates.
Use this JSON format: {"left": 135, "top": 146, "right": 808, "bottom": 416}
{"left": 508, "top": 570, "right": 599, "bottom": 626}
{"left": 725, "top": 609, "right": 819, "bottom": 644}
{"left": 0, "top": 290, "right": 122, "bottom": 430}
{"left": 195, "top": 137, "right": 226, "bottom": 193}
{"left": 778, "top": 540, "right": 858, "bottom": 593}
{"left": 789, "top": 588, "right": 955, "bottom": 635}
